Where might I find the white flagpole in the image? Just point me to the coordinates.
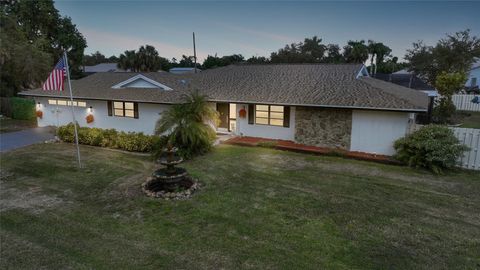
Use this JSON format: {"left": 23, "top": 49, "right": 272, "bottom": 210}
{"left": 63, "top": 51, "right": 82, "bottom": 168}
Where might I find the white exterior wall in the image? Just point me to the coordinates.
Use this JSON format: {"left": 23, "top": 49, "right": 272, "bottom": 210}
{"left": 466, "top": 68, "right": 480, "bottom": 87}
{"left": 35, "top": 97, "right": 170, "bottom": 135}
{"left": 350, "top": 110, "right": 411, "bottom": 155}
{"left": 233, "top": 104, "right": 296, "bottom": 141}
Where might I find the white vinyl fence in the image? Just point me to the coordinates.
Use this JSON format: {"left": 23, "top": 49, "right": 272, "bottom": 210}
{"left": 452, "top": 127, "right": 480, "bottom": 170}
{"left": 410, "top": 125, "right": 480, "bottom": 170}
{"left": 452, "top": 94, "right": 480, "bottom": 112}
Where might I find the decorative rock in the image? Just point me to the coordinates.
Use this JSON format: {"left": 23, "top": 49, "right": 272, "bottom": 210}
{"left": 142, "top": 176, "right": 200, "bottom": 200}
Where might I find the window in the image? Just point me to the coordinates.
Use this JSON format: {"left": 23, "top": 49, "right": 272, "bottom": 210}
{"left": 113, "top": 101, "right": 136, "bottom": 118}
{"left": 47, "top": 99, "right": 86, "bottom": 107}
{"left": 255, "top": 105, "right": 284, "bottom": 126}
{"left": 471, "top": 77, "right": 477, "bottom": 87}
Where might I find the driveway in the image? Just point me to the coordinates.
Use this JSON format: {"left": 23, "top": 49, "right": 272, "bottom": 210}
{"left": 0, "top": 127, "right": 55, "bottom": 152}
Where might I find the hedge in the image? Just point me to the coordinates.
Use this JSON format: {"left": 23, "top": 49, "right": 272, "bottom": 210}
{"left": 57, "top": 123, "right": 161, "bottom": 152}
{"left": 11, "top": 97, "right": 35, "bottom": 120}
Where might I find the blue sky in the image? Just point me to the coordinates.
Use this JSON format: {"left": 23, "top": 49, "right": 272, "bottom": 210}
{"left": 55, "top": 1, "right": 480, "bottom": 61}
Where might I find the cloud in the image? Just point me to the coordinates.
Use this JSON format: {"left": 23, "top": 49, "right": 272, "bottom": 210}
{"left": 80, "top": 27, "right": 209, "bottom": 61}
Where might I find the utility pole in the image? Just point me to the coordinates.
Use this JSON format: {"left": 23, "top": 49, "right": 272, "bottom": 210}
{"left": 193, "top": 32, "right": 197, "bottom": 73}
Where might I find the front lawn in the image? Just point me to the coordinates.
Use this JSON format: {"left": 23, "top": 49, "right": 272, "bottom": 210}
{"left": 1, "top": 143, "right": 479, "bottom": 269}
{"left": 458, "top": 111, "right": 480, "bottom": 129}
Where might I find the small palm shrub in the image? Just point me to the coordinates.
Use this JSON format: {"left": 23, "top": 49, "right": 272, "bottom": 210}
{"left": 394, "top": 125, "right": 469, "bottom": 174}
{"left": 155, "top": 90, "right": 219, "bottom": 159}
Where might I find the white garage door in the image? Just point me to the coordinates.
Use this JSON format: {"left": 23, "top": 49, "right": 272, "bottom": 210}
{"left": 350, "top": 110, "right": 411, "bottom": 155}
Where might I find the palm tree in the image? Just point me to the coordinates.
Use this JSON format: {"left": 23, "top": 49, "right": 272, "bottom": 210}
{"left": 155, "top": 90, "right": 219, "bottom": 158}
{"left": 118, "top": 50, "right": 137, "bottom": 72}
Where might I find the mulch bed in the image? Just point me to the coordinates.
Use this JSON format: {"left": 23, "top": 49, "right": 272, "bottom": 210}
{"left": 224, "top": 136, "right": 401, "bottom": 165}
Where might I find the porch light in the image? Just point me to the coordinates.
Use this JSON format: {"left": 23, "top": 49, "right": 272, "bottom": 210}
{"left": 88, "top": 106, "right": 93, "bottom": 113}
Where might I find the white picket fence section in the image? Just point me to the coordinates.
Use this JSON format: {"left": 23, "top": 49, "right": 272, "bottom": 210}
{"left": 410, "top": 125, "right": 480, "bottom": 170}
{"left": 452, "top": 94, "right": 480, "bottom": 111}
{"left": 452, "top": 127, "right": 480, "bottom": 170}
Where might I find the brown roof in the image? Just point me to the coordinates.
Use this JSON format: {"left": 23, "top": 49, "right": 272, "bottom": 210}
{"left": 20, "top": 64, "right": 428, "bottom": 112}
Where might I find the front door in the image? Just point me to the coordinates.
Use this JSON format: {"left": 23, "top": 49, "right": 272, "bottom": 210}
{"left": 216, "top": 103, "right": 229, "bottom": 129}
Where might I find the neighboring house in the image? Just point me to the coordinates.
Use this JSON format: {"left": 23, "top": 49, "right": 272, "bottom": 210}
{"left": 169, "top": 67, "right": 201, "bottom": 74}
{"left": 374, "top": 73, "right": 437, "bottom": 123}
{"left": 465, "top": 57, "right": 479, "bottom": 93}
{"left": 82, "top": 63, "right": 126, "bottom": 75}
{"left": 374, "top": 73, "right": 437, "bottom": 97}
{"left": 20, "top": 64, "right": 428, "bottom": 155}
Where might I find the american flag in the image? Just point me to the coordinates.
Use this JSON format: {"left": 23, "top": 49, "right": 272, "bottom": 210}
{"left": 42, "top": 57, "right": 66, "bottom": 91}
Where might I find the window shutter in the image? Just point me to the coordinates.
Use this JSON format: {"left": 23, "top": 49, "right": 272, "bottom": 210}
{"left": 248, "top": 104, "right": 254, "bottom": 124}
{"left": 283, "top": 106, "right": 290, "bottom": 127}
{"left": 107, "top": 101, "right": 112, "bottom": 116}
{"left": 134, "top": 102, "right": 139, "bottom": 119}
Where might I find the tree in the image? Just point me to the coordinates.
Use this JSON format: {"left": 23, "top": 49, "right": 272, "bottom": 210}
{"left": 0, "top": 13, "right": 52, "bottom": 96}
{"left": 118, "top": 45, "right": 170, "bottom": 72}
{"left": 432, "top": 72, "right": 467, "bottom": 123}
{"left": 155, "top": 90, "right": 219, "bottom": 158}
{"left": 3, "top": 0, "right": 86, "bottom": 75}
{"left": 301, "top": 36, "right": 326, "bottom": 62}
{"left": 343, "top": 40, "right": 369, "bottom": 63}
{"left": 246, "top": 56, "right": 268, "bottom": 64}
{"left": 405, "top": 29, "right": 480, "bottom": 85}
{"left": 367, "top": 40, "right": 392, "bottom": 73}
{"left": 324, "top": 44, "right": 344, "bottom": 63}
{"left": 201, "top": 54, "right": 245, "bottom": 69}
{"left": 83, "top": 51, "right": 107, "bottom": 66}
{"left": 118, "top": 50, "right": 137, "bottom": 71}
{"left": 270, "top": 36, "right": 327, "bottom": 63}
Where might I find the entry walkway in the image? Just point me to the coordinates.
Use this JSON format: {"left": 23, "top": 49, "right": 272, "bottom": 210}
{"left": 0, "top": 127, "right": 55, "bottom": 152}
{"left": 224, "top": 136, "right": 396, "bottom": 164}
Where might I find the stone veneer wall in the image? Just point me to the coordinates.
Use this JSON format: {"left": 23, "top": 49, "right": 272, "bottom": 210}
{"left": 295, "top": 107, "right": 352, "bottom": 149}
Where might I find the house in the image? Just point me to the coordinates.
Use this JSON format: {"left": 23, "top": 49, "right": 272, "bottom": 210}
{"left": 20, "top": 64, "right": 428, "bottom": 155}
{"left": 465, "top": 57, "right": 479, "bottom": 93}
{"left": 169, "top": 67, "right": 201, "bottom": 74}
{"left": 373, "top": 72, "right": 437, "bottom": 123}
{"left": 82, "top": 63, "right": 126, "bottom": 75}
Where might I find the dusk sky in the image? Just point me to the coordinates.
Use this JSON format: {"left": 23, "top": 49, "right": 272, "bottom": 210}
{"left": 55, "top": 1, "right": 480, "bottom": 61}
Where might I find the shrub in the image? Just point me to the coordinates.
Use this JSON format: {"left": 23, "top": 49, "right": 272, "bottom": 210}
{"left": 117, "top": 131, "right": 155, "bottom": 152}
{"left": 101, "top": 129, "right": 118, "bottom": 148}
{"left": 57, "top": 123, "right": 76, "bottom": 143}
{"left": 394, "top": 125, "right": 469, "bottom": 174}
{"left": 11, "top": 97, "right": 35, "bottom": 120}
{"left": 57, "top": 123, "right": 156, "bottom": 152}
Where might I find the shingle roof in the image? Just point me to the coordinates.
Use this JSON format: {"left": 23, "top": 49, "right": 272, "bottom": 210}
{"left": 20, "top": 64, "right": 428, "bottom": 112}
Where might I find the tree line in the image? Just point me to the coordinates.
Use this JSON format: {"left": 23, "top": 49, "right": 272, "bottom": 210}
{"left": 2, "top": 0, "right": 479, "bottom": 100}
{"left": 1, "top": 0, "right": 86, "bottom": 97}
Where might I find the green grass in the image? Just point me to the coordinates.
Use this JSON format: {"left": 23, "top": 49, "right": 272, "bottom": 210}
{"left": 0, "top": 117, "right": 37, "bottom": 133}
{"left": 458, "top": 111, "right": 480, "bottom": 129}
{"left": 1, "top": 143, "right": 479, "bottom": 269}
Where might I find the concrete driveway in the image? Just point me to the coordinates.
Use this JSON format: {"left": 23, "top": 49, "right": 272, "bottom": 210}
{"left": 0, "top": 127, "right": 55, "bottom": 152}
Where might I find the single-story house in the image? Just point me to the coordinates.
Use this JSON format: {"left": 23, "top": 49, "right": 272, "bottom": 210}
{"left": 20, "top": 64, "right": 428, "bottom": 155}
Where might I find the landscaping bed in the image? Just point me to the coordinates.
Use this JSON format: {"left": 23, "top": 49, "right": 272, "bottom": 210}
{"left": 1, "top": 143, "right": 479, "bottom": 269}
